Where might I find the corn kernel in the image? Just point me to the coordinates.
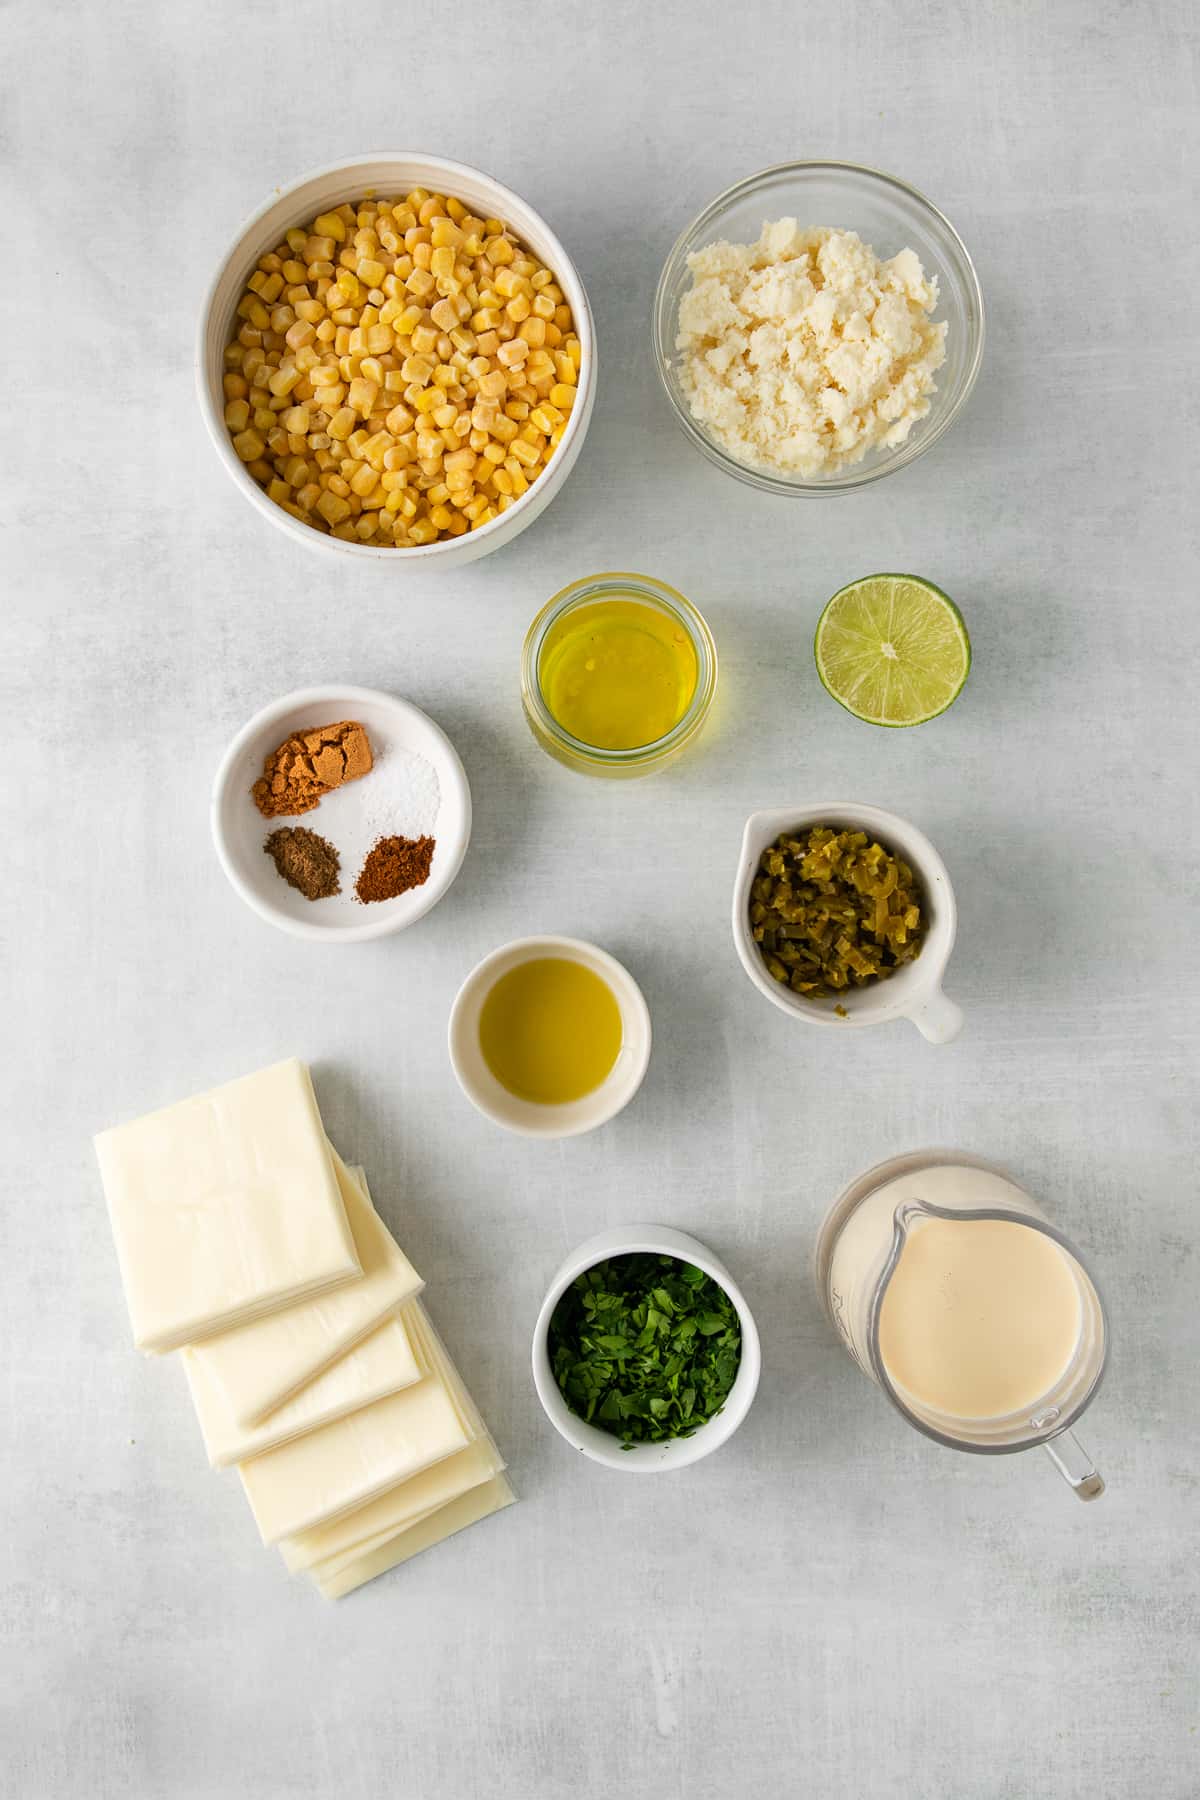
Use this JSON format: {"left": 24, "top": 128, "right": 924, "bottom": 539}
{"left": 348, "top": 378, "right": 379, "bottom": 416}
{"left": 362, "top": 431, "right": 393, "bottom": 469}
{"left": 328, "top": 407, "right": 357, "bottom": 440}
{"left": 224, "top": 398, "right": 250, "bottom": 432}
{"left": 403, "top": 352, "right": 436, "bottom": 385}
{"left": 268, "top": 365, "right": 301, "bottom": 398}
{"left": 549, "top": 383, "right": 576, "bottom": 410}
{"left": 231, "top": 427, "right": 265, "bottom": 461}
{"left": 316, "top": 490, "right": 351, "bottom": 525}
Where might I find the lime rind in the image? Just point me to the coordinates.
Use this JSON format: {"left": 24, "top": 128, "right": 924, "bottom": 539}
{"left": 814, "top": 574, "right": 970, "bottom": 728}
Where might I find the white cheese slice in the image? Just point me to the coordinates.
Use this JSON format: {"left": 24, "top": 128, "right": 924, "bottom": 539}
{"left": 239, "top": 1366, "right": 471, "bottom": 1544}
{"left": 289, "top": 1440, "right": 504, "bottom": 1579}
{"left": 183, "top": 1154, "right": 423, "bottom": 1427}
{"left": 94, "top": 1060, "right": 360, "bottom": 1353}
{"left": 183, "top": 1310, "right": 423, "bottom": 1469}
{"left": 404, "top": 1300, "right": 494, "bottom": 1444}
{"left": 315, "top": 1475, "right": 517, "bottom": 1600}
{"left": 279, "top": 1303, "right": 503, "bottom": 1573}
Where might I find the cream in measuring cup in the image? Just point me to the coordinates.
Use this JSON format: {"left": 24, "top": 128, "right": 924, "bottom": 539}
{"left": 818, "top": 1154, "right": 1108, "bottom": 1498}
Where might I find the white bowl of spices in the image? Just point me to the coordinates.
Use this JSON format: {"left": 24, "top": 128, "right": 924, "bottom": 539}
{"left": 212, "top": 684, "right": 471, "bottom": 941}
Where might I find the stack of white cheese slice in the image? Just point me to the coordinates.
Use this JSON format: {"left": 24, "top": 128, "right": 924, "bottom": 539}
{"left": 95, "top": 1060, "right": 514, "bottom": 1598}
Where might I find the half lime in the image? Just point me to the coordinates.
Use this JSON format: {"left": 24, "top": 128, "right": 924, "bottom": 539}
{"left": 814, "top": 574, "right": 970, "bottom": 727}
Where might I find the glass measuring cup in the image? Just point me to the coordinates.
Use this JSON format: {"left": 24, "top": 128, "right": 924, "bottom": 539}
{"left": 815, "top": 1151, "right": 1107, "bottom": 1498}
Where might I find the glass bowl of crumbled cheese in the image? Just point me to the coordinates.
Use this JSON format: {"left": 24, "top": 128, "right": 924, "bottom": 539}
{"left": 653, "top": 161, "right": 984, "bottom": 493}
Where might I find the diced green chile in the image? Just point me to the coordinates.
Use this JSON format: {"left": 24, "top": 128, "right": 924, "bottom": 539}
{"left": 748, "top": 826, "right": 925, "bottom": 999}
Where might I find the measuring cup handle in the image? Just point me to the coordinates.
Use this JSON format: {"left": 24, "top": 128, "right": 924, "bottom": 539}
{"left": 1043, "top": 1430, "right": 1105, "bottom": 1500}
{"left": 908, "top": 988, "right": 964, "bottom": 1044}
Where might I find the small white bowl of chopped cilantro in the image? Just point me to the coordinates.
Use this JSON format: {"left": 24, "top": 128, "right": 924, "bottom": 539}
{"left": 532, "top": 1226, "right": 761, "bottom": 1471}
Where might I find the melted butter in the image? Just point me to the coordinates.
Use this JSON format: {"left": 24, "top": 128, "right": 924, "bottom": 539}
{"left": 539, "top": 598, "right": 698, "bottom": 750}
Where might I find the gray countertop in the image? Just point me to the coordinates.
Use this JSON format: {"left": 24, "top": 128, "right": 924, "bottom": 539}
{"left": 3, "top": 2, "right": 1198, "bottom": 1796}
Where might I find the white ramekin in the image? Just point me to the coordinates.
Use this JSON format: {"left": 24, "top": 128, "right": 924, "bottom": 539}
{"left": 447, "top": 936, "right": 651, "bottom": 1138}
{"left": 197, "top": 154, "right": 596, "bottom": 567}
{"left": 733, "top": 803, "right": 964, "bottom": 1043}
{"left": 211, "top": 684, "right": 471, "bottom": 942}
{"left": 532, "top": 1225, "right": 762, "bottom": 1473}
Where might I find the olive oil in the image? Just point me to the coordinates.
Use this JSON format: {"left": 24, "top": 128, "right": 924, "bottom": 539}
{"left": 538, "top": 597, "right": 699, "bottom": 751}
{"left": 479, "top": 958, "right": 622, "bottom": 1105}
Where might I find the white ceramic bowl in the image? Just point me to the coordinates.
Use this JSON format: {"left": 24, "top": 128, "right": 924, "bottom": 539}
{"left": 197, "top": 154, "right": 596, "bottom": 567}
{"left": 532, "top": 1225, "right": 762, "bottom": 1472}
{"left": 212, "top": 684, "right": 471, "bottom": 942}
{"left": 733, "top": 803, "right": 963, "bottom": 1042}
{"left": 447, "top": 936, "right": 651, "bottom": 1138}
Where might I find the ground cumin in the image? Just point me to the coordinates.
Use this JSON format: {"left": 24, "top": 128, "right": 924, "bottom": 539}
{"left": 355, "top": 835, "right": 436, "bottom": 904}
{"left": 264, "top": 827, "right": 341, "bottom": 900}
{"left": 252, "top": 720, "right": 373, "bottom": 819}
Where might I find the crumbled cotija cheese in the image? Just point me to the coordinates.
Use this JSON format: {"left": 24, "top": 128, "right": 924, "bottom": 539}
{"left": 675, "top": 220, "right": 947, "bottom": 477}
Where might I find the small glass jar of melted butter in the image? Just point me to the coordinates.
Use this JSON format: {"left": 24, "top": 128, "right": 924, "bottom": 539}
{"left": 521, "top": 573, "right": 718, "bottom": 777}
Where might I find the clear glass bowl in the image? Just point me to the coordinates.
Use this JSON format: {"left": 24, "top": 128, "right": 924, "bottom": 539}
{"left": 521, "top": 572, "right": 718, "bottom": 778}
{"left": 652, "top": 161, "right": 985, "bottom": 495}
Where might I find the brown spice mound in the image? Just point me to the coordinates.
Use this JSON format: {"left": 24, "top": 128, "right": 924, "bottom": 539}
{"left": 252, "top": 720, "right": 373, "bottom": 819}
{"left": 264, "top": 826, "right": 341, "bottom": 901}
{"left": 355, "top": 835, "right": 436, "bottom": 904}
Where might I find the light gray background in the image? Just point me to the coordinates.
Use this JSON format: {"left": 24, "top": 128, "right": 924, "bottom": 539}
{"left": 3, "top": 3, "right": 1197, "bottom": 1796}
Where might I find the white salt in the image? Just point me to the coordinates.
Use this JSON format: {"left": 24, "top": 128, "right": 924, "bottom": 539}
{"left": 314, "top": 739, "right": 441, "bottom": 888}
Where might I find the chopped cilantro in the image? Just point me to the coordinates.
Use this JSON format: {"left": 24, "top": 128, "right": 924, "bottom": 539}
{"left": 548, "top": 1254, "right": 742, "bottom": 1447}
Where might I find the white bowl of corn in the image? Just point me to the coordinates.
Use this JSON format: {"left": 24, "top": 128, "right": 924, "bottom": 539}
{"left": 197, "top": 154, "right": 596, "bottom": 565}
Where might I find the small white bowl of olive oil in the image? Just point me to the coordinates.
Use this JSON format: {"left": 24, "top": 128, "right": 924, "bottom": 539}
{"left": 447, "top": 936, "right": 652, "bottom": 1138}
